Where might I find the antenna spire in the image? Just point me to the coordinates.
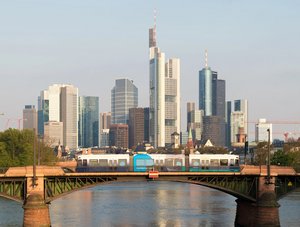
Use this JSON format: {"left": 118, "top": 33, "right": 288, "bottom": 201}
{"left": 154, "top": 8, "right": 157, "bottom": 44}
{"left": 205, "top": 49, "right": 208, "bottom": 69}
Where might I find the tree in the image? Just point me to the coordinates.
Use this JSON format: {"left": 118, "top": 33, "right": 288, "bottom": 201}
{"left": 271, "top": 150, "right": 291, "bottom": 166}
{"left": 254, "top": 142, "right": 269, "bottom": 165}
{"left": 0, "top": 129, "right": 57, "bottom": 167}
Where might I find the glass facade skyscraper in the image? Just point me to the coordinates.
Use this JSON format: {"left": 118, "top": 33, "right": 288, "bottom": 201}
{"left": 78, "top": 96, "right": 99, "bottom": 148}
{"left": 199, "top": 67, "right": 213, "bottom": 116}
{"left": 111, "top": 79, "right": 138, "bottom": 124}
{"left": 38, "top": 84, "right": 78, "bottom": 150}
{"left": 198, "top": 55, "right": 226, "bottom": 147}
{"left": 149, "top": 23, "right": 181, "bottom": 148}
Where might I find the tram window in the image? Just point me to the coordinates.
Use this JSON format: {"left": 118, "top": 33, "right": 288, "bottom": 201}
{"left": 136, "top": 160, "right": 145, "bottom": 166}
{"left": 113, "top": 160, "right": 117, "bottom": 166}
{"left": 165, "top": 159, "right": 173, "bottom": 167}
{"left": 146, "top": 159, "right": 154, "bottom": 166}
{"left": 155, "top": 160, "right": 159, "bottom": 165}
{"left": 175, "top": 159, "right": 182, "bottom": 166}
{"left": 83, "top": 159, "right": 87, "bottom": 166}
{"left": 230, "top": 159, "right": 234, "bottom": 166}
{"left": 77, "top": 160, "right": 82, "bottom": 166}
{"left": 192, "top": 159, "right": 200, "bottom": 166}
{"left": 89, "top": 159, "right": 98, "bottom": 166}
{"left": 220, "top": 159, "right": 228, "bottom": 166}
{"left": 118, "top": 159, "right": 127, "bottom": 166}
{"left": 235, "top": 159, "right": 239, "bottom": 165}
{"left": 210, "top": 159, "right": 219, "bottom": 166}
{"left": 99, "top": 159, "right": 108, "bottom": 167}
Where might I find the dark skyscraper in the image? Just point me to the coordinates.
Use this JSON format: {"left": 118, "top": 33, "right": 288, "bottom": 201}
{"left": 199, "top": 51, "right": 226, "bottom": 146}
{"left": 129, "top": 108, "right": 145, "bottom": 148}
{"left": 144, "top": 107, "right": 150, "bottom": 143}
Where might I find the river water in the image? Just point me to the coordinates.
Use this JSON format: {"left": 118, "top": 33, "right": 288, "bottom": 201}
{"left": 0, "top": 181, "right": 299, "bottom": 226}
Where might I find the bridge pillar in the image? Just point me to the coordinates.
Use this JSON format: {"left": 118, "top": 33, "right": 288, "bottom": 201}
{"left": 23, "top": 193, "right": 51, "bottom": 227}
{"left": 235, "top": 176, "right": 280, "bottom": 227}
{"left": 23, "top": 174, "right": 51, "bottom": 227}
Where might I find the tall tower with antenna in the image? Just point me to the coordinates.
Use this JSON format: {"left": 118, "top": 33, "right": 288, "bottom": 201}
{"left": 149, "top": 9, "right": 181, "bottom": 148}
{"left": 149, "top": 9, "right": 157, "bottom": 48}
{"left": 199, "top": 50, "right": 226, "bottom": 146}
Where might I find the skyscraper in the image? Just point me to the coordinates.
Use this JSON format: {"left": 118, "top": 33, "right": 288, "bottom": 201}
{"left": 111, "top": 79, "right": 138, "bottom": 124}
{"left": 78, "top": 96, "right": 99, "bottom": 148}
{"left": 228, "top": 99, "right": 248, "bottom": 146}
{"left": 99, "top": 112, "right": 111, "bottom": 148}
{"left": 23, "top": 105, "right": 37, "bottom": 133}
{"left": 255, "top": 118, "right": 272, "bottom": 143}
{"left": 199, "top": 52, "right": 225, "bottom": 118}
{"left": 165, "top": 58, "right": 181, "bottom": 146}
{"left": 187, "top": 102, "right": 195, "bottom": 131}
{"left": 234, "top": 99, "right": 248, "bottom": 137}
{"left": 149, "top": 19, "right": 180, "bottom": 148}
{"left": 128, "top": 107, "right": 144, "bottom": 148}
{"left": 198, "top": 51, "right": 226, "bottom": 146}
{"left": 38, "top": 84, "right": 78, "bottom": 150}
{"left": 109, "top": 124, "right": 128, "bottom": 148}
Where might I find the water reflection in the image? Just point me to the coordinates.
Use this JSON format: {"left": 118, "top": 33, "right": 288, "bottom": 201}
{"left": 0, "top": 182, "right": 299, "bottom": 226}
{"left": 50, "top": 182, "right": 237, "bottom": 227}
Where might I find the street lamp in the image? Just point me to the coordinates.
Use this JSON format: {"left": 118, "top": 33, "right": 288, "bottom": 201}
{"left": 266, "top": 128, "right": 271, "bottom": 184}
{"left": 244, "top": 135, "right": 248, "bottom": 165}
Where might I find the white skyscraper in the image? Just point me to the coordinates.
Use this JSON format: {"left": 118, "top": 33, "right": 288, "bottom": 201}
{"left": 38, "top": 84, "right": 78, "bottom": 150}
{"left": 255, "top": 118, "right": 272, "bottom": 143}
{"left": 149, "top": 19, "right": 180, "bottom": 147}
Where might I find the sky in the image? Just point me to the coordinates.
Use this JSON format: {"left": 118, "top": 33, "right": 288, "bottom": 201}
{"left": 0, "top": 0, "right": 300, "bottom": 140}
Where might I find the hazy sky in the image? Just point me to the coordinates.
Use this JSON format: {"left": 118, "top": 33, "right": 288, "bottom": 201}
{"left": 0, "top": 0, "right": 299, "bottom": 140}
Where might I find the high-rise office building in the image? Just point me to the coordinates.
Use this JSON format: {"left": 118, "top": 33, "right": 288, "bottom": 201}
{"left": 255, "top": 118, "right": 272, "bottom": 143}
{"left": 225, "top": 101, "right": 232, "bottom": 147}
{"left": 78, "top": 96, "right": 99, "bottom": 148}
{"left": 187, "top": 102, "right": 195, "bottom": 131}
{"left": 44, "top": 121, "right": 63, "bottom": 148}
{"left": 230, "top": 111, "right": 245, "bottom": 145}
{"left": 99, "top": 112, "right": 111, "bottom": 148}
{"left": 38, "top": 84, "right": 78, "bottom": 150}
{"left": 199, "top": 55, "right": 225, "bottom": 118}
{"left": 227, "top": 99, "right": 248, "bottom": 146}
{"left": 202, "top": 116, "right": 225, "bottom": 146}
{"left": 111, "top": 79, "right": 138, "bottom": 124}
{"left": 198, "top": 51, "right": 225, "bottom": 146}
{"left": 100, "top": 112, "right": 111, "bottom": 130}
{"left": 149, "top": 20, "right": 180, "bottom": 147}
{"left": 234, "top": 99, "right": 248, "bottom": 137}
{"left": 165, "top": 58, "right": 180, "bottom": 146}
{"left": 143, "top": 107, "right": 150, "bottom": 143}
{"left": 109, "top": 124, "right": 128, "bottom": 148}
{"left": 128, "top": 108, "right": 145, "bottom": 148}
{"left": 190, "top": 109, "right": 204, "bottom": 141}
{"left": 23, "top": 105, "right": 37, "bottom": 133}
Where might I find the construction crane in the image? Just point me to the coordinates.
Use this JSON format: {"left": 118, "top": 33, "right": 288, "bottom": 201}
{"left": 6, "top": 118, "right": 26, "bottom": 130}
{"left": 248, "top": 120, "right": 300, "bottom": 125}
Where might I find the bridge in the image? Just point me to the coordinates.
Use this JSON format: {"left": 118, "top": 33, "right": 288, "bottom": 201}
{"left": 0, "top": 165, "right": 299, "bottom": 227}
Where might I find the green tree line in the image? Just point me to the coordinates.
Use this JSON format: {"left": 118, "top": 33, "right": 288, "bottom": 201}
{"left": 254, "top": 141, "right": 300, "bottom": 172}
{"left": 0, "top": 129, "right": 57, "bottom": 167}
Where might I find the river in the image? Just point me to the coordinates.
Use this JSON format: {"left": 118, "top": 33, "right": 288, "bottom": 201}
{"left": 0, "top": 181, "right": 299, "bottom": 226}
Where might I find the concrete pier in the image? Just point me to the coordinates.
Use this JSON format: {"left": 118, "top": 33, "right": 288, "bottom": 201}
{"left": 235, "top": 176, "right": 280, "bottom": 227}
{"left": 23, "top": 193, "right": 51, "bottom": 227}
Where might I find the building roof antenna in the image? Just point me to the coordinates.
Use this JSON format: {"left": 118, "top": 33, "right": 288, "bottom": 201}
{"left": 205, "top": 49, "right": 208, "bottom": 69}
{"left": 154, "top": 8, "right": 157, "bottom": 45}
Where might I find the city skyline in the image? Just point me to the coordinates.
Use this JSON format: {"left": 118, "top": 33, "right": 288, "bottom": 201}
{"left": 1, "top": 1, "right": 300, "bottom": 141}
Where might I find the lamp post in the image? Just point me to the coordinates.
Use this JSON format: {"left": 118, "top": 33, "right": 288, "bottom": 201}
{"left": 32, "top": 129, "right": 37, "bottom": 188}
{"left": 266, "top": 128, "right": 271, "bottom": 184}
{"left": 244, "top": 135, "right": 248, "bottom": 165}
